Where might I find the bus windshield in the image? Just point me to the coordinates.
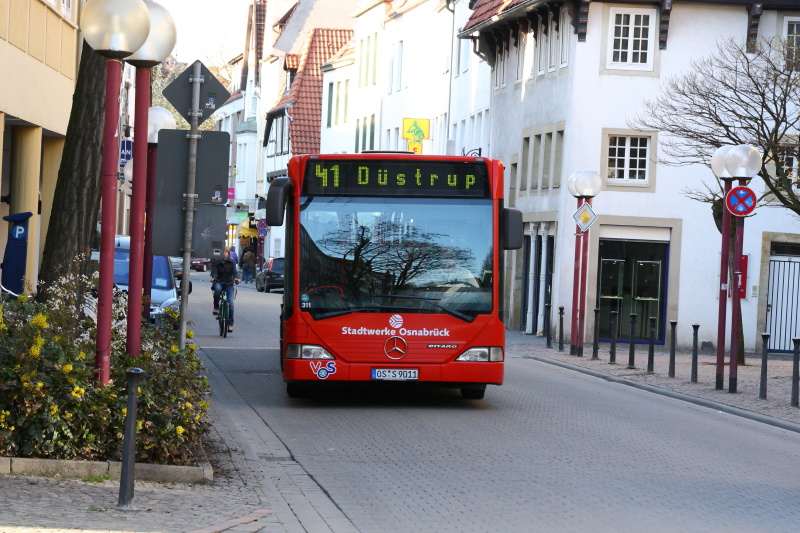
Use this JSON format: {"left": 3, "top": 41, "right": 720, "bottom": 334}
{"left": 299, "top": 196, "right": 493, "bottom": 320}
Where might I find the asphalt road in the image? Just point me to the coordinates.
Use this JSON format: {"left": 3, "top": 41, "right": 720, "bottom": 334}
{"left": 188, "top": 271, "right": 800, "bottom": 533}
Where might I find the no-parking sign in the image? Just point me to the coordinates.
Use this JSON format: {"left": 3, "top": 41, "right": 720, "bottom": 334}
{"left": 725, "top": 186, "right": 757, "bottom": 216}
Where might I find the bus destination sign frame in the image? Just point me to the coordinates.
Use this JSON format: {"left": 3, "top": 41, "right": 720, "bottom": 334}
{"left": 302, "top": 159, "right": 490, "bottom": 198}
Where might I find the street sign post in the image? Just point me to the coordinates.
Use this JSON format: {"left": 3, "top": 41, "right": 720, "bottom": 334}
{"left": 725, "top": 186, "right": 757, "bottom": 216}
{"left": 162, "top": 61, "right": 230, "bottom": 127}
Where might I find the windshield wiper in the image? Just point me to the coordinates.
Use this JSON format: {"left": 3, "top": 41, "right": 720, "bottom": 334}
{"left": 314, "top": 305, "right": 386, "bottom": 320}
{"left": 372, "top": 294, "right": 475, "bottom": 322}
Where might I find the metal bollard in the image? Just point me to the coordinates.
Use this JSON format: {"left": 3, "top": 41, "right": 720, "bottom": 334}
{"left": 591, "top": 308, "right": 600, "bottom": 360}
{"left": 792, "top": 338, "right": 800, "bottom": 408}
{"left": 759, "top": 332, "right": 770, "bottom": 400}
{"left": 609, "top": 311, "right": 618, "bottom": 364}
{"left": 669, "top": 320, "right": 677, "bottom": 378}
{"left": 628, "top": 313, "right": 637, "bottom": 369}
{"left": 558, "top": 306, "right": 564, "bottom": 352}
{"left": 545, "top": 303, "right": 552, "bottom": 349}
{"left": 117, "top": 368, "right": 145, "bottom": 511}
{"left": 647, "top": 316, "right": 656, "bottom": 374}
{"left": 691, "top": 324, "right": 699, "bottom": 384}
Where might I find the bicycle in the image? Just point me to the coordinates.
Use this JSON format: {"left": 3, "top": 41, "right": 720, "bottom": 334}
{"left": 217, "top": 286, "right": 237, "bottom": 338}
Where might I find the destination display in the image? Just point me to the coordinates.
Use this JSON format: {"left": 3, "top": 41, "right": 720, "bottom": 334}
{"left": 302, "top": 159, "right": 490, "bottom": 197}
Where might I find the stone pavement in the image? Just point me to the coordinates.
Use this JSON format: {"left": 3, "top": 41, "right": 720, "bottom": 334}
{"left": 3, "top": 277, "right": 799, "bottom": 533}
{"left": 506, "top": 330, "right": 800, "bottom": 430}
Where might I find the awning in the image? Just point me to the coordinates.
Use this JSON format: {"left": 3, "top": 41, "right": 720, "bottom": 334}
{"left": 239, "top": 227, "right": 258, "bottom": 237}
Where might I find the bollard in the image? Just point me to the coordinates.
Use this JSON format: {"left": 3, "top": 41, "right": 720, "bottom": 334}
{"left": 609, "top": 311, "right": 618, "bottom": 364}
{"left": 647, "top": 316, "right": 656, "bottom": 374}
{"left": 669, "top": 320, "right": 677, "bottom": 378}
{"left": 691, "top": 324, "right": 700, "bottom": 384}
{"left": 117, "top": 368, "right": 145, "bottom": 511}
{"left": 792, "top": 338, "right": 800, "bottom": 408}
{"left": 558, "top": 306, "right": 564, "bottom": 352}
{"left": 759, "top": 332, "right": 770, "bottom": 401}
{"left": 591, "top": 308, "right": 600, "bottom": 360}
{"left": 628, "top": 313, "right": 637, "bottom": 369}
{"left": 545, "top": 303, "right": 552, "bottom": 349}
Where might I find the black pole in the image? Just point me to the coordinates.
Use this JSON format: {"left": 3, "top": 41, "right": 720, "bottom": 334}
{"left": 669, "top": 320, "right": 677, "bottom": 378}
{"left": 691, "top": 324, "right": 700, "bottom": 384}
{"left": 792, "top": 338, "right": 800, "bottom": 408}
{"left": 558, "top": 306, "right": 564, "bottom": 352}
{"left": 591, "top": 308, "right": 600, "bottom": 360}
{"left": 545, "top": 303, "right": 552, "bottom": 349}
{"left": 647, "top": 316, "right": 656, "bottom": 374}
{"left": 628, "top": 313, "right": 637, "bottom": 369}
{"left": 759, "top": 332, "right": 770, "bottom": 401}
{"left": 609, "top": 310, "right": 618, "bottom": 364}
{"left": 117, "top": 368, "right": 145, "bottom": 510}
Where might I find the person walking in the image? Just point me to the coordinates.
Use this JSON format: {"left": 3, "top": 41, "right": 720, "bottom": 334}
{"left": 243, "top": 247, "right": 256, "bottom": 283}
{"left": 211, "top": 247, "right": 240, "bottom": 333}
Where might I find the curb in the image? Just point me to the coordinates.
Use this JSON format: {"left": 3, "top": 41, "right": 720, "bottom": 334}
{"left": 527, "top": 354, "right": 800, "bottom": 435}
{"left": 0, "top": 445, "right": 213, "bottom": 484}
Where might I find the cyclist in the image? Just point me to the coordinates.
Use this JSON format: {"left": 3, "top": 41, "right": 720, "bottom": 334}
{"left": 211, "top": 247, "right": 240, "bottom": 333}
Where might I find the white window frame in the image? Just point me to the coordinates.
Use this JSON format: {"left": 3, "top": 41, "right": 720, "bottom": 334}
{"left": 61, "top": 0, "right": 72, "bottom": 17}
{"left": 606, "top": 7, "right": 656, "bottom": 71}
{"left": 560, "top": 9, "right": 570, "bottom": 67}
{"left": 548, "top": 12, "right": 558, "bottom": 72}
{"left": 778, "top": 146, "right": 800, "bottom": 191}
{"left": 516, "top": 27, "right": 527, "bottom": 82}
{"left": 784, "top": 16, "right": 800, "bottom": 68}
{"left": 537, "top": 18, "right": 547, "bottom": 76}
{"left": 605, "top": 134, "right": 652, "bottom": 186}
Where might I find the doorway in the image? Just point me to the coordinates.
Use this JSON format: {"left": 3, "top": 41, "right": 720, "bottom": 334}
{"left": 597, "top": 240, "right": 669, "bottom": 343}
{"left": 765, "top": 243, "right": 800, "bottom": 352}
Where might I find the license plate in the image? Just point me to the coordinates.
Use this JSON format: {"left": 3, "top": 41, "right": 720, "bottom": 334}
{"left": 371, "top": 368, "right": 418, "bottom": 381}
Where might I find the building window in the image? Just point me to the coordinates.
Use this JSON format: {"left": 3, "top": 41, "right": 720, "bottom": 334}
{"left": 516, "top": 27, "right": 528, "bottom": 82}
{"left": 335, "top": 81, "right": 341, "bottom": 125}
{"left": 494, "top": 36, "right": 507, "bottom": 88}
{"left": 778, "top": 147, "right": 800, "bottom": 191}
{"left": 343, "top": 80, "right": 349, "bottom": 122}
{"left": 395, "top": 41, "right": 404, "bottom": 92}
{"left": 537, "top": 18, "right": 547, "bottom": 76}
{"left": 607, "top": 8, "right": 655, "bottom": 71}
{"left": 548, "top": 12, "right": 558, "bottom": 72}
{"left": 355, "top": 119, "right": 360, "bottom": 152}
{"left": 326, "top": 83, "right": 333, "bottom": 128}
{"left": 560, "top": 9, "right": 570, "bottom": 67}
{"left": 607, "top": 135, "right": 651, "bottom": 184}
{"left": 785, "top": 17, "right": 800, "bottom": 68}
{"left": 372, "top": 33, "right": 378, "bottom": 85}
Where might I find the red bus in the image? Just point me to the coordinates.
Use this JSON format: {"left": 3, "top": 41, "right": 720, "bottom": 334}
{"left": 266, "top": 153, "right": 522, "bottom": 399}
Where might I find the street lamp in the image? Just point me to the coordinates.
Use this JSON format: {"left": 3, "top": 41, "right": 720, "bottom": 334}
{"left": 80, "top": 0, "right": 150, "bottom": 384}
{"left": 567, "top": 171, "right": 603, "bottom": 357}
{"left": 724, "top": 144, "right": 762, "bottom": 393}
{"left": 124, "top": 1, "right": 176, "bottom": 359}
{"left": 142, "top": 106, "right": 177, "bottom": 317}
{"left": 711, "top": 144, "right": 735, "bottom": 391}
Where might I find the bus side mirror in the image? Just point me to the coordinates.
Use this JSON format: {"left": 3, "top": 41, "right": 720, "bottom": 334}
{"left": 503, "top": 208, "right": 523, "bottom": 250}
{"left": 266, "top": 177, "right": 291, "bottom": 227}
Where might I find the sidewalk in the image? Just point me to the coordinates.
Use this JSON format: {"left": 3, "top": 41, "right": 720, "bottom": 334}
{"left": 505, "top": 330, "right": 800, "bottom": 429}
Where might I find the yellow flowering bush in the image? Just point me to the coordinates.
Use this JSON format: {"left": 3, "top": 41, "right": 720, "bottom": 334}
{"left": 0, "top": 272, "right": 209, "bottom": 465}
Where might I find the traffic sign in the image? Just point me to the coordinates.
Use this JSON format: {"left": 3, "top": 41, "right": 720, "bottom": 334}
{"left": 162, "top": 61, "right": 231, "bottom": 126}
{"left": 258, "top": 228, "right": 268, "bottom": 239}
{"left": 258, "top": 220, "right": 268, "bottom": 230}
{"left": 726, "top": 186, "right": 757, "bottom": 217}
{"left": 573, "top": 202, "right": 597, "bottom": 232}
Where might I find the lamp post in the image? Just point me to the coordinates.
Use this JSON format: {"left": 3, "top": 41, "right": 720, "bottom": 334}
{"left": 567, "top": 171, "right": 603, "bottom": 358}
{"left": 124, "top": 1, "right": 176, "bottom": 358}
{"left": 711, "top": 145, "right": 735, "bottom": 390}
{"left": 143, "top": 106, "right": 177, "bottom": 313}
{"left": 80, "top": 0, "right": 151, "bottom": 384}
{"left": 724, "top": 144, "right": 762, "bottom": 393}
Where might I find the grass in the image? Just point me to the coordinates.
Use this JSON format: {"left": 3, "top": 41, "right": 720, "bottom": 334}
{"left": 82, "top": 473, "right": 111, "bottom": 483}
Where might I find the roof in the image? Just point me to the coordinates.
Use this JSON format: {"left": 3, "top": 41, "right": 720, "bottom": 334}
{"left": 268, "top": 28, "right": 354, "bottom": 156}
{"left": 321, "top": 40, "right": 355, "bottom": 70}
{"left": 285, "top": 54, "right": 300, "bottom": 70}
{"left": 236, "top": 117, "right": 258, "bottom": 134}
{"left": 463, "top": 0, "right": 536, "bottom": 34}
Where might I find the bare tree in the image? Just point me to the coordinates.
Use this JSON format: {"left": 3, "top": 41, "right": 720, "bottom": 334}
{"left": 631, "top": 37, "right": 800, "bottom": 228}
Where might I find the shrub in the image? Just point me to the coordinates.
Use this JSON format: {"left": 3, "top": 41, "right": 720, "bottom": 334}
{"left": 0, "top": 273, "right": 209, "bottom": 465}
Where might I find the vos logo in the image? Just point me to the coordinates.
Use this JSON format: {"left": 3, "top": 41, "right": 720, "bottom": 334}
{"left": 309, "top": 361, "right": 337, "bottom": 380}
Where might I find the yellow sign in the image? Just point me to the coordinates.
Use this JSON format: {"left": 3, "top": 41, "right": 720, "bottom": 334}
{"left": 402, "top": 118, "right": 430, "bottom": 154}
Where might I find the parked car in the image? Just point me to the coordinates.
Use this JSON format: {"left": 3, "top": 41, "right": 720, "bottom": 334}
{"left": 255, "top": 257, "right": 284, "bottom": 292}
{"left": 191, "top": 257, "right": 212, "bottom": 272}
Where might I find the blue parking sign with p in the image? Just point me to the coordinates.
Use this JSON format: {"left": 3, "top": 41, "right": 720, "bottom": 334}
{"left": 2, "top": 212, "right": 33, "bottom": 294}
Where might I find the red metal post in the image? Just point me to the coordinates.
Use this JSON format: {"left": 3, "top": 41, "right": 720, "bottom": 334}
{"left": 126, "top": 67, "right": 150, "bottom": 357}
{"left": 95, "top": 59, "right": 123, "bottom": 385}
{"left": 729, "top": 179, "right": 747, "bottom": 393}
{"left": 576, "top": 198, "right": 592, "bottom": 357}
{"left": 142, "top": 143, "right": 157, "bottom": 317}
{"left": 715, "top": 178, "right": 733, "bottom": 390}
{"left": 570, "top": 197, "right": 583, "bottom": 355}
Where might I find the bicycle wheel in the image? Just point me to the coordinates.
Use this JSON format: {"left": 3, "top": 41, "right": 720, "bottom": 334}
{"left": 221, "top": 301, "right": 228, "bottom": 338}
{"left": 218, "top": 300, "right": 227, "bottom": 337}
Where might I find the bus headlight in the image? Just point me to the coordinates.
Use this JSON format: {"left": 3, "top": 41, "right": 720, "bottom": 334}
{"left": 456, "top": 347, "right": 503, "bottom": 362}
{"left": 286, "top": 344, "right": 334, "bottom": 360}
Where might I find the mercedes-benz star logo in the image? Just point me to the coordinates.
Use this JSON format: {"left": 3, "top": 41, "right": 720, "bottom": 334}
{"left": 384, "top": 336, "right": 408, "bottom": 360}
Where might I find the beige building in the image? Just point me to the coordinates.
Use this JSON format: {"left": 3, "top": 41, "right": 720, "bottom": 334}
{"left": 0, "top": 0, "right": 80, "bottom": 292}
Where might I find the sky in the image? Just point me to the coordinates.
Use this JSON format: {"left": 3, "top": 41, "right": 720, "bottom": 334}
{"left": 156, "top": 0, "right": 250, "bottom": 64}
